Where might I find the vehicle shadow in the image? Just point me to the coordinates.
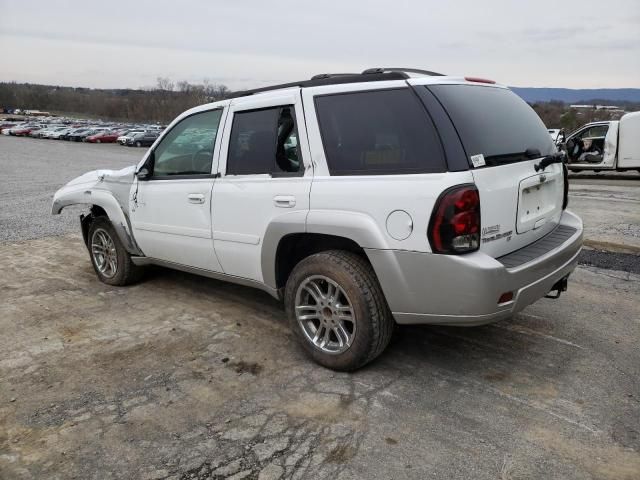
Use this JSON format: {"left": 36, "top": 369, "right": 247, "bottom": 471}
{"left": 143, "top": 265, "right": 578, "bottom": 386}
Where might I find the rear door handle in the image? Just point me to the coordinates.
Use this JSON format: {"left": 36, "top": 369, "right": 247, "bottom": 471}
{"left": 187, "top": 193, "right": 205, "bottom": 204}
{"left": 273, "top": 195, "right": 296, "bottom": 208}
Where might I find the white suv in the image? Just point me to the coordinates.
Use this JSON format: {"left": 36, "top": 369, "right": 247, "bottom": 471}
{"left": 52, "top": 68, "right": 583, "bottom": 370}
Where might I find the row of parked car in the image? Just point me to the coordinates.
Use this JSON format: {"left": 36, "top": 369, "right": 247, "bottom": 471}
{"left": 0, "top": 119, "right": 165, "bottom": 147}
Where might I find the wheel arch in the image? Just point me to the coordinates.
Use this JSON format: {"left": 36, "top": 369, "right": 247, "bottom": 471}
{"left": 53, "top": 188, "right": 143, "bottom": 256}
{"left": 262, "top": 210, "right": 390, "bottom": 293}
{"left": 274, "top": 232, "right": 371, "bottom": 290}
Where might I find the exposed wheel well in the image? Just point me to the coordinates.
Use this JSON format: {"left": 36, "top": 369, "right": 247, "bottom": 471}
{"left": 80, "top": 205, "right": 109, "bottom": 246}
{"left": 275, "top": 233, "right": 369, "bottom": 290}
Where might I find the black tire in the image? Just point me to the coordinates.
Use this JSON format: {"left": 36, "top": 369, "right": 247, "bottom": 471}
{"left": 87, "top": 216, "right": 143, "bottom": 286}
{"left": 284, "top": 250, "right": 394, "bottom": 371}
{"left": 135, "top": 141, "right": 142, "bottom": 147}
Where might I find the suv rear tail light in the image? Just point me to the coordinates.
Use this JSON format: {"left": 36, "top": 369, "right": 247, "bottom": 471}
{"left": 428, "top": 185, "right": 481, "bottom": 254}
{"left": 562, "top": 163, "right": 569, "bottom": 209}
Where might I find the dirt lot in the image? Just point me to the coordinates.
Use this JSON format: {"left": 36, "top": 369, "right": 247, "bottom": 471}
{"left": 1, "top": 136, "right": 639, "bottom": 479}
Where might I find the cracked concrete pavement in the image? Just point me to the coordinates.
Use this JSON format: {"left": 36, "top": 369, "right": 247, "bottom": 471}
{"left": 1, "top": 236, "right": 639, "bottom": 479}
{"left": 1, "top": 135, "right": 639, "bottom": 479}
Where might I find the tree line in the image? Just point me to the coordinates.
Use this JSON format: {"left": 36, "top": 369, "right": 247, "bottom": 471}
{"left": 530, "top": 100, "right": 636, "bottom": 132}
{"left": 0, "top": 78, "right": 636, "bottom": 130}
{"left": 0, "top": 78, "right": 231, "bottom": 123}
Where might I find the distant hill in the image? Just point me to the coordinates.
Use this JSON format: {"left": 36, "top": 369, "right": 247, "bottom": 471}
{"left": 511, "top": 87, "right": 640, "bottom": 104}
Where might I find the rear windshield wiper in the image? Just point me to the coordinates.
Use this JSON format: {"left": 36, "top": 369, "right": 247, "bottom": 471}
{"left": 534, "top": 151, "right": 565, "bottom": 172}
{"left": 482, "top": 149, "right": 564, "bottom": 170}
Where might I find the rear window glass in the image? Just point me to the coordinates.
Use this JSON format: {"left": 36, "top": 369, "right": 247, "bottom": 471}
{"left": 314, "top": 88, "right": 445, "bottom": 175}
{"left": 428, "top": 85, "right": 555, "bottom": 166}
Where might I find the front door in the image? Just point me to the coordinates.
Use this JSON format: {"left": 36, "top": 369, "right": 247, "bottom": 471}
{"left": 130, "top": 107, "right": 227, "bottom": 271}
{"left": 211, "top": 91, "right": 312, "bottom": 282}
{"left": 566, "top": 123, "right": 617, "bottom": 168}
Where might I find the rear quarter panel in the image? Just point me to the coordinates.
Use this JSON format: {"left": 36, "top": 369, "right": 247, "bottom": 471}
{"left": 301, "top": 82, "right": 474, "bottom": 252}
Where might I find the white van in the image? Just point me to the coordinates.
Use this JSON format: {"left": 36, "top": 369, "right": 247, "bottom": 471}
{"left": 561, "top": 112, "right": 640, "bottom": 173}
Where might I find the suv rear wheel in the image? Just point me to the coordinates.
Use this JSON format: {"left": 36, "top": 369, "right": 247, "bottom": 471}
{"left": 88, "top": 216, "right": 143, "bottom": 286}
{"left": 284, "top": 250, "right": 394, "bottom": 371}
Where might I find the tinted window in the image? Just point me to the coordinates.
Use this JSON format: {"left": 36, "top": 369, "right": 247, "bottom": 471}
{"left": 428, "top": 85, "right": 554, "bottom": 166}
{"left": 153, "top": 109, "right": 222, "bottom": 176}
{"left": 314, "top": 88, "right": 445, "bottom": 175}
{"left": 227, "top": 107, "right": 301, "bottom": 175}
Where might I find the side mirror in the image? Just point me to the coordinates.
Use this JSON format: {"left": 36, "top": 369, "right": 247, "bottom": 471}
{"left": 136, "top": 167, "right": 150, "bottom": 181}
{"left": 136, "top": 152, "right": 154, "bottom": 180}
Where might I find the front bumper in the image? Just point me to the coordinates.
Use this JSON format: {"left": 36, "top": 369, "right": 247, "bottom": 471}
{"left": 366, "top": 210, "right": 583, "bottom": 326}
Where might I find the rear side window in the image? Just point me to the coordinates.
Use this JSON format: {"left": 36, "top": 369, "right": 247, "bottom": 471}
{"left": 428, "top": 85, "right": 555, "bottom": 166}
{"left": 314, "top": 88, "right": 445, "bottom": 175}
{"left": 226, "top": 106, "right": 301, "bottom": 175}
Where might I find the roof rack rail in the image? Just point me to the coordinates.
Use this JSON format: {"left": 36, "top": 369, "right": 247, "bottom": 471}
{"left": 362, "top": 67, "right": 445, "bottom": 77}
{"left": 310, "top": 73, "right": 358, "bottom": 80}
{"left": 229, "top": 71, "right": 408, "bottom": 98}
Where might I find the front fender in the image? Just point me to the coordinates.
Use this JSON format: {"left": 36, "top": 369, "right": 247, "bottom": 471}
{"left": 52, "top": 168, "right": 143, "bottom": 255}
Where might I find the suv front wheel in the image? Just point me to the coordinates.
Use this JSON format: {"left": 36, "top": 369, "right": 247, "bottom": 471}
{"left": 88, "top": 216, "right": 143, "bottom": 286}
{"left": 284, "top": 250, "right": 394, "bottom": 371}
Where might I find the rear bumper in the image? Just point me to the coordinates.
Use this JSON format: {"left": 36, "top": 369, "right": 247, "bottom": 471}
{"left": 366, "top": 210, "right": 583, "bottom": 326}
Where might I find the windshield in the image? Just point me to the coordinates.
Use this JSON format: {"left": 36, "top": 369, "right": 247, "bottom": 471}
{"left": 428, "top": 84, "right": 555, "bottom": 166}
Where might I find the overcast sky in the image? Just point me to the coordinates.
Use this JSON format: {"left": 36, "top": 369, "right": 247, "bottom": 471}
{"left": 1, "top": 0, "right": 638, "bottom": 90}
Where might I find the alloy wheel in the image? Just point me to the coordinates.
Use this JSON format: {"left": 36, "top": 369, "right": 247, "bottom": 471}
{"left": 295, "top": 275, "right": 356, "bottom": 354}
{"left": 91, "top": 228, "right": 118, "bottom": 278}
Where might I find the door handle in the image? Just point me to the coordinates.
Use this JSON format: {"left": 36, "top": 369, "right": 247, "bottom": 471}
{"left": 273, "top": 195, "right": 296, "bottom": 208}
{"left": 187, "top": 193, "right": 205, "bottom": 204}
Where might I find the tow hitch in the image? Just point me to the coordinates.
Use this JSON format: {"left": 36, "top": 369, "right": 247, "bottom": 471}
{"left": 545, "top": 275, "right": 569, "bottom": 299}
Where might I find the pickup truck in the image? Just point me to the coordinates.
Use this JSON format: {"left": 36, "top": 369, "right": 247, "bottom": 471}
{"left": 52, "top": 68, "right": 583, "bottom": 370}
{"left": 560, "top": 111, "right": 640, "bottom": 173}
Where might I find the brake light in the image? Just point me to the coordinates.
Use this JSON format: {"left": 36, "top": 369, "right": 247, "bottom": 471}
{"left": 562, "top": 163, "right": 569, "bottom": 209}
{"left": 429, "top": 185, "right": 481, "bottom": 254}
{"left": 464, "top": 76, "right": 496, "bottom": 84}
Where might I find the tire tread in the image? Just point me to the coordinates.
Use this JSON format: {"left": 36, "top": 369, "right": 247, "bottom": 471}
{"left": 88, "top": 216, "right": 143, "bottom": 286}
{"left": 285, "top": 250, "right": 394, "bottom": 370}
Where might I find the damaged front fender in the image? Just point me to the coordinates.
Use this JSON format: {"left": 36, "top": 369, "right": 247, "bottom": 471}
{"left": 51, "top": 166, "right": 144, "bottom": 256}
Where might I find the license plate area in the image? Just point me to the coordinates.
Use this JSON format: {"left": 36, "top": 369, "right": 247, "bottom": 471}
{"left": 516, "top": 174, "right": 559, "bottom": 234}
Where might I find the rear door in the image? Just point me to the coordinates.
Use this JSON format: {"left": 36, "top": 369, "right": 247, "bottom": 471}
{"left": 211, "top": 90, "right": 312, "bottom": 282}
{"left": 417, "top": 82, "right": 564, "bottom": 258}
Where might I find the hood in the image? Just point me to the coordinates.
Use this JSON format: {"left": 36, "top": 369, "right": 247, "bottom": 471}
{"left": 65, "top": 166, "right": 136, "bottom": 187}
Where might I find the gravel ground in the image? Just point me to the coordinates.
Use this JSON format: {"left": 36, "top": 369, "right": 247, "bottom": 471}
{"left": 0, "top": 135, "right": 141, "bottom": 242}
{"left": 568, "top": 181, "right": 640, "bottom": 254}
{"left": 579, "top": 250, "right": 640, "bottom": 275}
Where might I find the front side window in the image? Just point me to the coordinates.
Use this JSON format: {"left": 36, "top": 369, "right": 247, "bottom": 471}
{"left": 152, "top": 109, "right": 222, "bottom": 177}
{"left": 314, "top": 88, "right": 445, "bottom": 175}
{"left": 577, "top": 125, "right": 608, "bottom": 139}
{"left": 226, "top": 106, "right": 301, "bottom": 175}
